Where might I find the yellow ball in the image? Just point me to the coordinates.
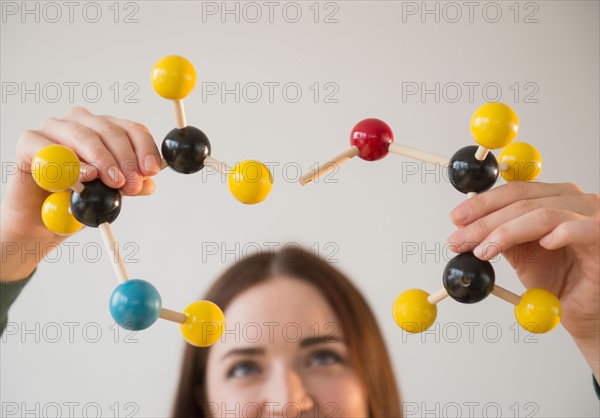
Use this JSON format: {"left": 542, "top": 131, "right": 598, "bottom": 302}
{"left": 31, "top": 145, "right": 80, "bottom": 192}
{"left": 41, "top": 191, "right": 83, "bottom": 235}
{"left": 499, "top": 142, "right": 542, "bottom": 182}
{"left": 392, "top": 289, "right": 437, "bottom": 333}
{"left": 228, "top": 160, "right": 273, "bottom": 205}
{"left": 515, "top": 288, "right": 561, "bottom": 334}
{"left": 180, "top": 301, "right": 225, "bottom": 347}
{"left": 151, "top": 55, "right": 196, "bottom": 100}
{"left": 470, "top": 102, "right": 519, "bottom": 149}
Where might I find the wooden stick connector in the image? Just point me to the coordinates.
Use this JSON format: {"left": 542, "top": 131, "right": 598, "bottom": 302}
{"left": 474, "top": 146, "right": 489, "bottom": 161}
{"left": 427, "top": 287, "right": 449, "bottom": 305}
{"left": 388, "top": 143, "right": 450, "bottom": 166}
{"left": 491, "top": 284, "right": 521, "bottom": 306}
{"left": 98, "top": 222, "right": 129, "bottom": 284}
{"left": 299, "top": 146, "right": 359, "bottom": 186}
{"left": 204, "top": 156, "right": 232, "bottom": 176}
{"left": 71, "top": 180, "right": 84, "bottom": 194}
{"left": 174, "top": 100, "right": 187, "bottom": 129}
{"left": 160, "top": 158, "right": 168, "bottom": 170}
{"left": 159, "top": 308, "right": 187, "bottom": 324}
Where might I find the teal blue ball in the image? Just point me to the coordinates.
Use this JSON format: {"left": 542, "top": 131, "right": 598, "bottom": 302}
{"left": 109, "top": 279, "right": 162, "bottom": 330}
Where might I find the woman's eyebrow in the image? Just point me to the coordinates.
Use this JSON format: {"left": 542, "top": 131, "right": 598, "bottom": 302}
{"left": 221, "top": 347, "right": 265, "bottom": 361}
{"left": 299, "top": 336, "right": 345, "bottom": 348}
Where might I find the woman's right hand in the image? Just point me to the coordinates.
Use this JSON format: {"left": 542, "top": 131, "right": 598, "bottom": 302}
{"left": 0, "top": 107, "right": 162, "bottom": 281}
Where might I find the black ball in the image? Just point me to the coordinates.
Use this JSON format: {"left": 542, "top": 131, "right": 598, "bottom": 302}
{"left": 442, "top": 252, "right": 495, "bottom": 304}
{"left": 162, "top": 126, "right": 211, "bottom": 174}
{"left": 448, "top": 145, "right": 499, "bottom": 194}
{"left": 70, "top": 180, "right": 122, "bottom": 227}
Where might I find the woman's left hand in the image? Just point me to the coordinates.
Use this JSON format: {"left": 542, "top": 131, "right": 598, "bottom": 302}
{"left": 447, "top": 181, "right": 599, "bottom": 378}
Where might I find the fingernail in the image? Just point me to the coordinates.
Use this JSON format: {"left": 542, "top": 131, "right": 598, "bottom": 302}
{"left": 80, "top": 164, "right": 98, "bottom": 179}
{"left": 473, "top": 244, "right": 485, "bottom": 259}
{"left": 540, "top": 234, "right": 552, "bottom": 247}
{"left": 450, "top": 205, "right": 471, "bottom": 225}
{"left": 108, "top": 166, "right": 124, "bottom": 183}
{"left": 447, "top": 230, "right": 465, "bottom": 247}
{"left": 474, "top": 241, "right": 496, "bottom": 260}
{"left": 144, "top": 155, "right": 160, "bottom": 173}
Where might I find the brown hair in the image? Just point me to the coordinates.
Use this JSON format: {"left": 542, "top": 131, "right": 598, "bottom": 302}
{"left": 173, "top": 246, "right": 402, "bottom": 417}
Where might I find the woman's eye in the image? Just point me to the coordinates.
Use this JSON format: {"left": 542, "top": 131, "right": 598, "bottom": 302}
{"left": 227, "top": 361, "right": 261, "bottom": 379}
{"left": 308, "top": 350, "right": 342, "bottom": 367}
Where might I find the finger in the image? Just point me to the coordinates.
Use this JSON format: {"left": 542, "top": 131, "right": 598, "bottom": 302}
{"left": 130, "top": 178, "right": 156, "bottom": 197}
{"left": 450, "top": 182, "right": 583, "bottom": 226}
{"left": 472, "top": 208, "right": 582, "bottom": 260}
{"left": 540, "top": 217, "right": 600, "bottom": 250}
{"left": 38, "top": 117, "right": 125, "bottom": 189}
{"left": 12, "top": 130, "right": 61, "bottom": 206}
{"left": 62, "top": 111, "right": 143, "bottom": 195}
{"left": 15, "top": 129, "right": 60, "bottom": 168}
{"left": 447, "top": 194, "right": 598, "bottom": 252}
{"left": 15, "top": 130, "right": 99, "bottom": 189}
{"left": 13, "top": 129, "right": 106, "bottom": 194}
{"left": 104, "top": 116, "right": 162, "bottom": 177}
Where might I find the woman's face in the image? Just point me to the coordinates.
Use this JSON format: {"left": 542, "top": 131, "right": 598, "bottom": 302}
{"left": 205, "top": 276, "right": 369, "bottom": 417}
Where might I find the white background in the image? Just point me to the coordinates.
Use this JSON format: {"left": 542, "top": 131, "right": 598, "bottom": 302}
{"left": 1, "top": 1, "right": 599, "bottom": 417}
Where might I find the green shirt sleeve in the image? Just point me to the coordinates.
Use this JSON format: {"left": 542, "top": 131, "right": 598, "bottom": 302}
{"left": 0, "top": 269, "right": 35, "bottom": 335}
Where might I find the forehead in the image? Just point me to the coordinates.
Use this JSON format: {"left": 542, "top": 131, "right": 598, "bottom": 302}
{"left": 212, "top": 276, "right": 343, "bottom": 349}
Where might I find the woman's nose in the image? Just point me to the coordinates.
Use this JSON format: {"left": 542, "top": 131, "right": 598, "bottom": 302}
{"left": 262, "top": 367, "right": 314, "bottom": 416}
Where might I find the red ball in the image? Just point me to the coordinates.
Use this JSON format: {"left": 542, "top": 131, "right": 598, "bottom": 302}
{"left": 350, "top": 118, "right": 394, "bottom": 161}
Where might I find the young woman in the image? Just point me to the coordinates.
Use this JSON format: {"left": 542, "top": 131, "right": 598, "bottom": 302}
{"left": 1, "top": 108, "right": 598, "bottom": 416}
{"left": 173, "top": 246, "right": 400, "bottom": 417}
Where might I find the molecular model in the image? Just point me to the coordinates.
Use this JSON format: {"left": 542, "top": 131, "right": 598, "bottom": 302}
{"left": 301, "top": 103, "right": 562, "bottom": 335}
{"left": 30, "top": 55, "right": 274, "bottom": 347}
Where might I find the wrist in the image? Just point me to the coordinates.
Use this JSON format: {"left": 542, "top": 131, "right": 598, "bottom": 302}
{"left": 1, "top": 205, "right": 65, "bottom": 282}
{"left": 1, "top": 233, "right": 41, "bottom": 282}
